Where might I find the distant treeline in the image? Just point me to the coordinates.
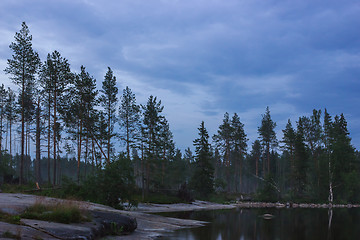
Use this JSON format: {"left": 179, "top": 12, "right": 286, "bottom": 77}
{"left": 1, "top": 22, "right": 359, "bottom": 203}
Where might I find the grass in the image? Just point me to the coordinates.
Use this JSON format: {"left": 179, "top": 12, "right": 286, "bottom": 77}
{"left": 0, "top": 212, "right": 21, "bottom": 225}
{"left": 2, "top": 231, "right": 21, "bottom": 240}
{"left": 20, "top": 201, "right": 91, "bottom": 224}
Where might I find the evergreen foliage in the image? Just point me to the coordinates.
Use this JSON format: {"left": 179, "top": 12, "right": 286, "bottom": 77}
{"left": 99, "top": 67, "right": 118, "bottom": 162}
{"left": 119, "top": 86, "right": 140, "bottom": 158}
{"left": 258, "top": 106, "right": 277, "bottom": 176}
{"left": 5, "top": 22, "right": 40, "bottom": 184}
{"left": 190, "top": 121, "right": 214, "bottom": 197}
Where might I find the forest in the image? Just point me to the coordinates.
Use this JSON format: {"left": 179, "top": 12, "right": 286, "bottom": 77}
{"left": 1, "top": 22, "right": 359, "bottom": 208}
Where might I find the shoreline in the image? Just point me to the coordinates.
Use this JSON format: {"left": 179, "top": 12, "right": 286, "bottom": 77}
{"left": 1, "top": 193, "right": 360, "bottom": 239}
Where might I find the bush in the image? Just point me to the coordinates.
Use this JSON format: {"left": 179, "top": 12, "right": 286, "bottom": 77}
{"left": 256, "top": 174, "right": 280, "bottom": 202}
{"left": 80, "top": 153, "right": 137, "bottom": 209}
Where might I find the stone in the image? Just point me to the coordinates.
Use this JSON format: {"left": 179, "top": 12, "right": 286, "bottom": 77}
{"left": 91, "top": 210, "right": 137, "bottom": 235}
{"left": 0, "top": 221, "right": 55, "bottom": 240}
{"left": 21, "top": 219, "right": 97, "bottom": 240}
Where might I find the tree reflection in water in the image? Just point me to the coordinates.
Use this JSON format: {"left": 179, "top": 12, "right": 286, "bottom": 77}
{"left": 158, "top": 207, "right": 360, "bottom": 240}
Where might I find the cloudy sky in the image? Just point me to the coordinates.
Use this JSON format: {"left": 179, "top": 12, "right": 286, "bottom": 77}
{"left": 0, "top": 0, "right": 359, "bottom": 152}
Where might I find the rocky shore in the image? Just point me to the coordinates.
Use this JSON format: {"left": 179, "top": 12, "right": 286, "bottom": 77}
{"left": 235, "top": 201, "right": 360, "bottom": 209}
{"left": 1, "top": 193, "right": 359, "bottom": 239}
{"left": 0, "top": 193, "right": 207, "bottom": 240}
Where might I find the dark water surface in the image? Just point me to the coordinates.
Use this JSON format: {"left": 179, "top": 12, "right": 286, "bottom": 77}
{"left": 157, "top": 207, "right": 360, "bottom": 240}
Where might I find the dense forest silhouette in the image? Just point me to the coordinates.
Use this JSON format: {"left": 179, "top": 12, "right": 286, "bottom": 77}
{"left": 1, "top": 22, "right": 359, "bottom": 206}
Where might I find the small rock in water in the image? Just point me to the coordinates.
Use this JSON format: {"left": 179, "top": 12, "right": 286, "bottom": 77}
{"left": 262, "top": 214, "right": 275, "bottom": 220}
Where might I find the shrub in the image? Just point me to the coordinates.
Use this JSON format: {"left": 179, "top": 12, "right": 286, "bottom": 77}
{"left": 21, "top": 202, "right": 88, "bottom": 224}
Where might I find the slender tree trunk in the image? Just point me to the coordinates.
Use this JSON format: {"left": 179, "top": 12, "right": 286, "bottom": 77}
{"left": 35, "top": 97, "right": 41, "bottom": 183}
{"left": 226, "top": 143, "right": 230, "bottom": 192}
{"left": 25, "top": 123, "right": 28, "bottom": 161}
{"left": 239, "top": 155, "right": 243, "bottom": 193}
{"left": 20, "top": 79, "right": 25, "bottom": 185}
{"left": 53, "top": 87, "right": 57, "bottom": 186}
{"left": 5, "top": 121, "right": 8, "bottom": 152}
{"left": 141, "top": 142, "right": 145, "bottom": 201}
{"left": 9, "top": 119, "right": 12, "bottom": 168}
{"left": 262, "top": 155, "right": 265, "bottom": 177}
{"left": 267, "top": 143, "right": 270, "bottom": 175}
{"left": 162, "top": 147, "right": 165, "bottom": 186}
{"left": 47, "top": 92, "right": 51, "bottom": 184}
{"left": 35, "top": 99, "right": 41, "bottom": 183}
{"left": 84, "top": 134, "right": 89, "bottom": 178}
{"left": 126, "top": 118, "right": 130, "bottom": 158}
{"left": 77, "top": 119, "right": 82, "bottom": 183}
{"left": 329, "top": 156, "right": 333, "bottom": 204}
{"left": 91, "top": 138, "right": 95, "bottom": 170}
{"left": 107, "top": 103, "right": 111, "bottom": 162}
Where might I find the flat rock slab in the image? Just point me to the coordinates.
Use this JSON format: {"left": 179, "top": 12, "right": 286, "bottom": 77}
{"left": 136, "top": 200, "right": 236, "bottom": 213}
{"left": 0, "top": 221, "right": 56, "bottom": 240}
{"left": 21, "top": 218, "right": 99, "bottom": 240}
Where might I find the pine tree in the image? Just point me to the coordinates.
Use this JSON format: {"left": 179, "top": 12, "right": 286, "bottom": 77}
{"left": 99, "top": 67, "right": 118, "bottom": 162}
{"left": 249, "top": 140, "right": 261, "bottom": 177}
{"left": 292, "top": 117, "right": 309, "bottom": 198}
{"left": 159, "top": 118, "right": 175, "bottom": 186}
{"left": 330, "top": 114, "right": 357, "bottom": 201}
{"left": 5, "top": 22, "right": 40, "bottom": 184}
{"left": 230, "top": 113, "right": 248, "bottom": 193}
{"left": 258, "top": 106, "right": 277, "bottom": 176}
{"left": 213, "top": 112, "right": 233, "bottom": 192}
{"left": 190, "top": 121, "right": 214, "bottom": 197}
{"left": 74, "top": 66, "right": 98, "bottom": 180}
{"left": 301, "top": 109, "right": 322, "bottom": 188}
{"left": 282, "top": 119, "right": 296, "bottom": 176}
{"left": 40, "top": 50, "right": 72, "bottom": 185}
{"left": 63, "top": 66, "right": 98, "bottom": 182}
{"left": 119, "top": 86, "right": 140, "bottom": 158}
{"left": 141, "top": 95, "right": 164, "bottom": 194}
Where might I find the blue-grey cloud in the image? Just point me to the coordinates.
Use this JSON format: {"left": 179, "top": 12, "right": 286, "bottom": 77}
{"left": 0, "top": 0, "right": 359, "bottom": 151}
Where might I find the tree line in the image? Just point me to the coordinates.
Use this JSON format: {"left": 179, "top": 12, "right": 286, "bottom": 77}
{"left": 1, "top": 22, "right": 359, "bottom": 204}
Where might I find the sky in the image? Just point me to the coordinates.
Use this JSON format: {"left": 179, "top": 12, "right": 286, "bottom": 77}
{"left": 0, "top": 0, "right": 359, "bottom": 153}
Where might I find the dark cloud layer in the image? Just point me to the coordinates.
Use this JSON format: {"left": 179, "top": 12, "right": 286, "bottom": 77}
{"left": 0, "top": 0, "right": 359, "bottom": 151}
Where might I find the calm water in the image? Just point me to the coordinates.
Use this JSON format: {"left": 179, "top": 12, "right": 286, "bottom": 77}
{"left": 158, "top": 207, "right": 360, "bottom": 240}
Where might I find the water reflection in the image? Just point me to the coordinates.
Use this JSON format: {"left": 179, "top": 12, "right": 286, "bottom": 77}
{"left": 158, "top": 207, "right": 360, "bottom": 240}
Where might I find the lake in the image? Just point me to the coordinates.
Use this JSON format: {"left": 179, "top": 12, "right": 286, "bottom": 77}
{"left": 157, "top": 207, "right": 360, "bottom": 240}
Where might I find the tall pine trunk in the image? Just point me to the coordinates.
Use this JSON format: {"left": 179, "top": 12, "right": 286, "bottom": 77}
{"left": 35, "top": 97, "right": 41, "bottom": 183}
{"left": 107, "top": 101, "right": 111, "bottom": 162}
{"left": 267, "top": 143, "right": 270, "bottom": 175}
{"left": 53, "top": 88, "right": 57, "bottom": 186}
{"left": 77, "top": 119, "right": 82, "bottom": 183}
{"left": 20, "top": 78, "right": 25, "bottom": 185}
{"left": 9, "top": 118, "right": 12, "bottom": 168}
{"left": 47, "top": 92, "right": 51, "bottom": 184}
